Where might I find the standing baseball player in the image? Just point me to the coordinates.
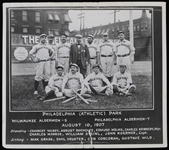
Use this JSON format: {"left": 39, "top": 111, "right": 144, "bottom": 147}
{"left": 97, "top": 32, "right": 116, "bottom": 82}
{"left": 56, "top": 33, "right": 71, "bottom": 74}
{"left": 61, "top": 63, "right": 84, "bottom": 97}
{"left": 86, "top": 34, "right": 98, "bottom": 74}
{"left": 111, "top": 63, "right": 136, "bottom": 96}
{"left": 114, "top": 31, "right": 135, "bottom": 73}
{"left": 83, "top": 64, "right": 113, "bottom": 96}
{"left": 47, "top": 34, "right": 56, "bottom": 76}
{"left": 29, "top": 34, "right": 53, "bottom": 95}
{"left": 40, "top": 65, "right": 64, "bottom": 101}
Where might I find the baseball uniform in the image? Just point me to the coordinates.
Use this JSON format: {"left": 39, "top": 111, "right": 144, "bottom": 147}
{"left": 56, "top": 42, "right": 71, "bottom": 74}
{"left": 112, "top": 71, "right": 136, "bottom": 94}
{"left": 29, "top": 43, "right": 53, "bottom": 82}
{"left": 47, "top": 43, "right": 56, "bottom": 76}
{"left": 87, "top": 42, "right": 98, "bottom": 74}
{"left": 97, "top": 40, "right": 115, "bottom": 77}
{"left": 45, "top": 72, "right": 64, "bottom": 96}
{"left": 114, "top": 39, "right": 135, "bottom": 73}
{"left": 83, "top": 72, "right": 113, "bottom": 95}
{"left": 62, "top": 72, "right": 84, "bottom": 97}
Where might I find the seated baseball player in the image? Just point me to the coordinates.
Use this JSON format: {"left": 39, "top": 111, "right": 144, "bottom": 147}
{"left": 83, "top": 64, "right": 113, "bottom": 96}
{"left": 61, "top": 63, "right": 84, "bottom": 97}
{"left": 40, "top": 65, "right": 64, "bottom": 101}
{"left": 111, "top": 63, "right": 136, "bottom": 96}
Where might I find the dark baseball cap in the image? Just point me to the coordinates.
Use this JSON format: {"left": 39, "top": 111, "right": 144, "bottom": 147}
{"left": 119, "top": 63, "right": 126, "bottom": 67}
{"left": 88, "top": 34, "right": 94, "bottom": 39}
{"left": 75, "top": 34, "right": 82, "bottom": 38}
{"left": 39, "top": 34, "right": 47, "bottom": 38}
{"left": 56, "top": 64, "right": 64, "bottom": 70}
{"left": 47, "top": 34, "right": 55, "bottom": 38}
{"left": 70, "top": 63, "right": 78, "bottom": 68}
{"left": 117, "top": 31, "right": 125, "bottom": 35}
{"left": 92, "top": 64, "right": 101, "bottom": 69}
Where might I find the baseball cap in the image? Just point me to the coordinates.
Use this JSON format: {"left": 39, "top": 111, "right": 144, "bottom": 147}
{"left": 56, "top": 64, "right": 64, "bottom": 70}
{"left": 75, "top": 34, "right": 82, "bottom": 38}
{"left": 88, "top": 34, "right": 94, "bottom": 39}
{"left": 61, "top": 33, "right": 68, "bottom": 38}
{"left": 92, "top": 64, "right": 101, "bottom": 69}
{"left": 119, "top": 63, "right": 126, "bottom": 67}
{"left": 47, "top": 34, "right": 55, "bottom": 38}
{"left": 117, "top": 31, "right": 124, "bottom": 35}
{"left": 39, "top": 34, "right": 47, "bottom": 38}
{"left": 70, "top": 63, "right": 78, "bottom": 68}
{"left": 103, "top": 32, "right": 109, "bottom": 36}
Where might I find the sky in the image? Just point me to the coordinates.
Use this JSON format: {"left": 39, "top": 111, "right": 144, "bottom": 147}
{"left": 68, "top": 10, "right": 151, "bottom": 31}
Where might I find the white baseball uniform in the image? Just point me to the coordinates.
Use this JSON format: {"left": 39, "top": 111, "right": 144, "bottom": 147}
{"left": 29, "top": 43, "right": 52, "bottom": 82}
{"left": 112, "top": 71, "right": 136, "bottom": 93}
{"left": 83, "top": 72, "right": 113, "bottom": 95}
{"left": 87, "top": 42, "right": 98, "bottom": 74}
{"left": 114, "top": 39, "right": 135, "bottom": 72}
{"left": 47, "top": 43, "right": 56, "bottom": 76}
{"left": 97, "top": 40, "right": 115, "bottom": 77}
{"left": 56, "top": 42, "right": 71, "bottom": 74}
{"left": 45, "top": 73, "right": 64, "bottom": 96}
{"left": 62, "top": 72, "right": 84, "bottom": 97}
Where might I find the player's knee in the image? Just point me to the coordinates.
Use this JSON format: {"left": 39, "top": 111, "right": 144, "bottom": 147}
{"left": 105, "top": 88, "right": 113, "bottom": 96}
{"left": 64, "top": 89, "right": 73, "bottom": 98}
{"left": 45, "top": 86, "right": 51, "bottom": 93}
{"left": 83, "top": 88, "right": 91, "bottom": 94}
{"left": 56, "top": 92, "right": 63, "bottom": 97}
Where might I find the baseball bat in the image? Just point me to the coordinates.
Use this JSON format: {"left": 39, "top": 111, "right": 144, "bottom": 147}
{"left": 72, "top": 89, "right": 89, "bottom": 104}
{"left": 43, "top": 96, "right": 66, "bottom": 102}
{"left": 62, "top": 96, "right": 76, "bottom": 104}
{"left": 85, "top": 99, "right": 98, "bottom": 103}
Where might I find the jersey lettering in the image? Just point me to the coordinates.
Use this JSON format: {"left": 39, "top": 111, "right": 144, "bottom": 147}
{"left": 58, "top": 44, "right": 70, "bottom": 49}
{"left": 117, "top": 76, "right": 127, "bottom": 80}
{"left": 100, "top": 43, "right": 113, "bottom": 48}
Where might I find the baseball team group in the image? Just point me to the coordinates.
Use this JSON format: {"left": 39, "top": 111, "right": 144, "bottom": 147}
{"left": 29, "top": 31, "right": 136, "bottom": 102}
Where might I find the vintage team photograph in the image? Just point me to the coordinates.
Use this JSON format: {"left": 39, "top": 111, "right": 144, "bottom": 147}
{"left": 10, "top": 5, "right": 153, "bottom": 111}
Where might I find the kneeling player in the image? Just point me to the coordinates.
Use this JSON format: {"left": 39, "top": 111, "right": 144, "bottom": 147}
{"left": 112, "top": 63, "right": 136, "bottom": 96}
{"left": 40, "top": 65, "right": 64, "bottom": 101}
{"left": 83, "top": 64, "right": 113, "bottom": 96}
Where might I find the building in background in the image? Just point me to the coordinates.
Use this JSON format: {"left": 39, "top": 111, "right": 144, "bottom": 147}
{"left": 10, "top": 9, "right": 72, "bottom": 62}
{"left": 10, "top": 9, "right": 72, "bottom": 36}
{"left": 10, "top": 9, "right": 151, "bottom": 62}
{"left": 80, "top": 10, "right": 152, "bottom": 61}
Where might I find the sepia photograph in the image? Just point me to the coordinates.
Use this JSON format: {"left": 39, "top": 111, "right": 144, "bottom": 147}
{"left": 2, "top": 2, "right": 167, "bottom": 149}
{"left": 10, "top": 6, "right": 152, "bottom": 111}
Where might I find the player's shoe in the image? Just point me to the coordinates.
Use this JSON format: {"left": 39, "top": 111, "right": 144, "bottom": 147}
{"left": 115, "top": 92, "right": 119, "bottom": 96}
{"left": 116, "top": 92, "right": 124, "bottom": 96}
{"left": 119, "top": 92, "right": 124, "bottom": 96}
{"left": 125, "top": 93, "right": 133, "bottom": 96}
{"left": 39, "top": 95, "right": 47, "bottom": 101}
{"left": 34, "top": 91, "right": 38, "bottom": 95}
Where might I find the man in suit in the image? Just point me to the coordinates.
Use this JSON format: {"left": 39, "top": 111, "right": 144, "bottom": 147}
{"left": 69, "top": 34, "right": 90, "bottom": 77}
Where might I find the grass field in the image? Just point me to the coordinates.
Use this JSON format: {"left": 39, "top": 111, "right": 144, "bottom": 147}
{"left": 11, "top": 75, "right": 153, "bottom": 111}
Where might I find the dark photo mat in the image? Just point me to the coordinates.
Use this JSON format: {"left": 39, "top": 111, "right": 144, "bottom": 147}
{"left": 2, "top": 2, "right": 167, "bottom": 148}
